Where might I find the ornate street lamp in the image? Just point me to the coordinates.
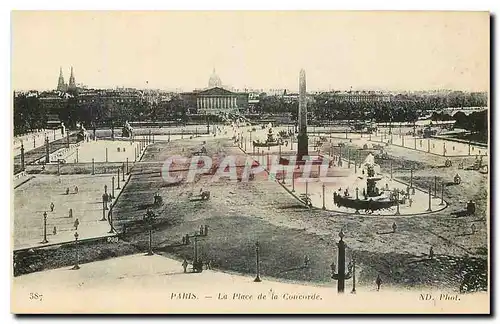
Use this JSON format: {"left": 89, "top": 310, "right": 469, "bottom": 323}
{"left": 440, "top": 182, "right": 445, "bottom": 206}
{"left": 101, "top": 193, "right": 108, "bottom": 221}
{"left": 331, "top": 229, "right": 353, "bottom": 293}
{"left": 350, "top": 256, "right": 357, "bottom": 294}
{"left": 254, "top": 241, "right": 262, "bottom": 282}
{"left": 427, "top": 185, "right": 432, "bottom": 212}
{"left": 71, "top": 232, "right": 80, "bottom": 270}
{"left": 322, "top": 183, "right": 326, "bottom": 210}
{"left": 41, "top": 212, "right": 48, "bottom": 244}
{"left": 20, "top": 143, "right": 25, "bottom": 171}
{"left": 108, "top": 205, "right": 114, "bottom": 234}
{"left": 144, "top": 208, "right": 156, "bottom": 256}
{"left": 117, "top": 168, "right": 121, "bottom": 189}
{"left": 395, "top": 191, "right": 400, "bottom": 215}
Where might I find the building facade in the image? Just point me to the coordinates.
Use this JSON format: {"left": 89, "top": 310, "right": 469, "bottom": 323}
{"left": 180, "top": 70, "right": 249, "bottom": 115}
{"left": 324, "top": 91, "right": 392, "bottom": 103}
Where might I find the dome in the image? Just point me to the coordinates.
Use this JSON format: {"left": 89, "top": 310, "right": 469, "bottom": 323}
{"left": 208, "top": 68, "right": 222, "bottom": 88}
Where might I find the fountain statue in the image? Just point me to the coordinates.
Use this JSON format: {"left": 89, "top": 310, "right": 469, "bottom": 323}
{"left": 253, "top": 126, "right": 282, "bottom": 148}
{"left": 76, "top": 123, "right": 89, "bottom": 142}
{"left": 333, "top": 153, "right": 396, "bottom": 213}
{"left": 122, "top": 121, "right": 134, "bottom": 138}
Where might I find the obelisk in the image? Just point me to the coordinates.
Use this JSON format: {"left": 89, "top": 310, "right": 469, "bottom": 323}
{"left": 297, "top": 69, "right": 308, "bottom": 161}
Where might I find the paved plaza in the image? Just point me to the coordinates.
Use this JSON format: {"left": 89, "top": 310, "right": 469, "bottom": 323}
{"left": 51, "top": 140, "right": 141, "bottom": 164}
{"left": 13, "top": 174, "right": 124, "bottom": 250}
{"left": 12, "top": 253, "right": 488, "bottom": 314}
{"left": 13, "top": 129, "right": 66, "bottom": 157}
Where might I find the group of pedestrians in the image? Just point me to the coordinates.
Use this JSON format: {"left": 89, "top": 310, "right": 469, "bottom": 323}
{"left": 181, "top": 258, "right": 213, "bottom": 273}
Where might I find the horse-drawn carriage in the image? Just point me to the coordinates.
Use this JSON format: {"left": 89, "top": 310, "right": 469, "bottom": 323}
{"left": 192, "top": 259, "right": 204, "bottom": 273}
{"left": 153, "top": 192, "right": 163, "bottom": 207}
{"left": 193, "top": 146, "right": 207, "bottom": 156}
{"left": 188, "top": 190, "right": 211, "bottom": 201}
{"left": 299, "top": 194, "right": 313, "bottom": 207}
{"left": 375, "top": 150, "right": 390, "bottom": 160}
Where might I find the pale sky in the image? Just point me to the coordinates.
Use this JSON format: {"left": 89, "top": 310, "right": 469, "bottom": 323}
{"left": 11, "top": 11, "right": 489, "bottom": 92}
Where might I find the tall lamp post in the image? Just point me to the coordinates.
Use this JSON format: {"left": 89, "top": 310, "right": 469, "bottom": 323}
{"left": 71, "top": 232, "right": 80, "bottom": 270}
{"left": 331, "top": 230, "right": 353, "bottom": 293}
{"left": 20, "top": 143, "right": 25, "bottom": 171}
{"left": 440, "top": 182, "right": 445, "bottom": 206}
{"left": 350, "top": 256, "right": 357, "bottom": 294}
{"left": 144, "top": 209, "right": 156, "bottom": 256}
{"left": 254, "top": 241, "right": 262, "bottom": 282}
{"left": 101, "top": 193, "right": 108, "bottom": 221}
{"left": 117, "top": 168, "right": 121, "bottom": 189}
{"left": 322, "top": 183, "right": 326, "bottom": 210}
{"left": 42, "top": 212, "right": 48, "bottom": 244}
{"left": 108, "top": 205, "right": 114, "bottom": 234}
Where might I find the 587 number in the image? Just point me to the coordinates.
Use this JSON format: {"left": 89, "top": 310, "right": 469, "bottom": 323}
{"left": 29, "top": 293, "right": 43, "bottom": 301}
{"left": 107, "top": 237, "right": 119, "bottom": 243}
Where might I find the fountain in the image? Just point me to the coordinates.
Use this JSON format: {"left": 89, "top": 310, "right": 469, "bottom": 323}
{"left": 253, "top": 126, "right": 282, "bottom": 148}
{"left": 333, "top": 153, "right": 397, "bottom": 214}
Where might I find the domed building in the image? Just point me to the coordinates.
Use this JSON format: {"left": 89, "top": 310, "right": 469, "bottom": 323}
{"left": 208, "top": 68, "right": 222, "bottom": 88}
{"left": 180, "top": 69, "right": 249, "bottom": 116}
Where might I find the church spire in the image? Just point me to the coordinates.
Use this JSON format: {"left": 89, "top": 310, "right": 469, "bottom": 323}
{"left": 57, "top": 67, "right": 66, "bottom": 91}
{"left": 68, "top": 66, "right": 76, "bottom": 91}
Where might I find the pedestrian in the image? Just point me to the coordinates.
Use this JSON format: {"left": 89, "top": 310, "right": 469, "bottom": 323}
{"left": 204, "top": 225, "right": 209, "bottom": 236}
{"left": 304, "top": 255, "right": 310, "bottom": 268}
{"left": 392, "top": 222, "right": 397, "bottom": 233}
{"left": 429, "top": 246, "right": 434, "bottom": 260}
{"left": 66, "top": 187, "right": 70, "bottom": 195}
{"left": 185, "top": 234, "right": 190, "bottom": 245}
{"left": 208, "top": 259, "right": 212, "bottom": 270}
{"left": 471, "top": 223, "right": 476, "bottom": 235}
{"left": 68, "top": 208, "right": 73, "bottom": 218}
{"left": 182, "top": 258, "right": 188, "bottom": 273}
{"left": 74, "top": 218, "right": 79, "bottom": 230}
{"left": 74, "top": 186, "right": 78, "bottom": 194}
{"left": 50, "top": 202, "right": 54, "bottom": 212}
{"left": 376, "top": 275, "right": 382, "bottom": 291}
{"left": 53, "top": 226, "right": 57, "bottom": 235}
{"left": 182, "top": 236, "right": 186, "bottom": 245}
{"left": 409, "top": 197, "right": 413, "bottom": 207}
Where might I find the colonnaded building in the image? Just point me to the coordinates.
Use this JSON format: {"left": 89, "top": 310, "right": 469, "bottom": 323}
{"left": 180, "top": 69, "right": 249, "bottom": 116}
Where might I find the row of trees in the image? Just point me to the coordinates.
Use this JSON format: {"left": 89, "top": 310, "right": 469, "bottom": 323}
{"left": 13, "top": 90, "right": 488, "bottom": 135}
{"left": 14, "top": 94, "right": 49, "bottom": 135}
{"left": 12, "top": 93, "right": 189, "bottom": 135}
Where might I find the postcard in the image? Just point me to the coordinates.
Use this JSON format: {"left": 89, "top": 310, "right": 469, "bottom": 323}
{"left": 11, "top": 10, "right": 490, "bottom": 314}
